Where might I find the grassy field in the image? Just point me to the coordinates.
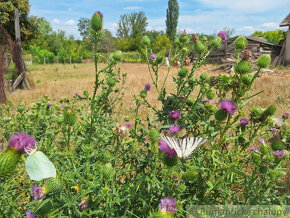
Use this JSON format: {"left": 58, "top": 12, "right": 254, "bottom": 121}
{"left": 7, "top": 63, "right": 290, "bottom": 117}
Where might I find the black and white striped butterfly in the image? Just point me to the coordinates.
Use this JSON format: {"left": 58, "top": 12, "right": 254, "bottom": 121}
{"left": 161, "top": 136, "right": 208, "bottom": 159}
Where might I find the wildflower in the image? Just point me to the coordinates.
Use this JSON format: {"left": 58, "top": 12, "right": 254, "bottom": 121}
{"left": 220, "top": 100, "right": 237, "bottom": 115}
{"left": 78, "top": 198, "right": 89, "bottom": 211}
{"left": 259, "top": 138, "right": 265, "bottom": 145}
{"left": 8, "top": 132, "right": 36, "bottom": 153}
{"left": 217, "top": 31, "right": 227, "bottom": 42}
{"left": 270, "top": 128, "right": 277, "bottom": 133}
{"left": 273, "top": 150, "right": 284, "bottom": 158}
{"left": 169, "top": 125, "right": 180, "bottom": 134}
{"left": 91, "top": 11, "right": 103, "bottom": 32}
{"left": 282, "top": 112, "right": 289, "bottom": 120}
{"left": 183, "top": 29, "right": 187, "bottom": 35}
{"left": 169, "top": 110, "right": 180, "bottom": 119}
{"left": 149, "top": 54, "right": 157, "bottom": 60}
{"left": 47, "top": 104, "right": 51, "bottom": 108}
{"left": 125, "top": 122, "right": 131, "bottom": 127}
{"left": 32, "top": 186, "right": 45, "bottom": 201}
{"left": 173, "top": 175, "right": 178, "bottom": 180}
{"left": 71, "top": 184, "right": 79, "bottom": 192}
{"left": 250, "top": 147, "right": 258, "bottom": 152}
{"left": 26, "top": 211, "right": 36, "bottom": 218}
{"left": 159, "top": 140, "right": 177, "bottom": 158}
{"left": 240, "top": 117, "right": 249, "bottom": 127}
{"left": 159, "top": 197, "right": 177, "bottom": 213}
{"left": 145, "top": 83, "right": 151, "bottom": 91}
{"left": 210, "top": 76, "right": 218, "bottom": 85}
{"left": 113, "top": 124, "right": 128, "bottom": 136}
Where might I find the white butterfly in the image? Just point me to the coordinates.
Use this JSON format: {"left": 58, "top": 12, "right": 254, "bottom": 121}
{"left": 161, "top": 136, "right": 208, "bottom": 159}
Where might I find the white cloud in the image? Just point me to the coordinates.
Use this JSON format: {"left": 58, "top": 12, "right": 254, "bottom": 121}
{"left": 261, "top": 22, "right": 279, "bottom": 29}
{"left": 64, "top": 20, "right": 76, "bottom": 25}
{"left": 52, "top": 18, "right": 60, "bottom": 24}
{"left": 197, "top": 0, "right": 290, "bottom": 13}
{"left": 123, "top": 6, "right": 140, "bottom": 10}
{"left": 238, "top": 26, "right": 254, "bottom": 31}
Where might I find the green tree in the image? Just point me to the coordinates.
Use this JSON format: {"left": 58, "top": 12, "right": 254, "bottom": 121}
{"left": 152, "top": 34, "right": 172, "bottom": 55}
{"left": 77, "top": 18, "right": 90, "bottom": 39}
{"left": 251, "top": 30, "right": 286, "bottom": 44}
{"left": 166, "top": 0, "right": 179, "bottom": 42}
{"left": 0, "top": 0, "right": 39, "bottom": 41}
{"left": 117, "top": 12, "right": 148, "bottom": 38}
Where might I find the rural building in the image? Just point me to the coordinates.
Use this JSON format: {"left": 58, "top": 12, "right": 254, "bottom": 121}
{"left": 204, "top": 36, "right": 282, "bottom": 64}
{"left": 279, "top": 13, "right": 290, "bottom": 65}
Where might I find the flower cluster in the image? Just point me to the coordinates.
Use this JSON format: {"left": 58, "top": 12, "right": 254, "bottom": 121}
{"left": 158, "top": 140, "right": 177, "bottom": 158}
{"left": 8, "top": 132, "right": 36, "bottom": 153}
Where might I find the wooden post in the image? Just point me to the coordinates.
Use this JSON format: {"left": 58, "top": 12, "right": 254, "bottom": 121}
{"left": 0, "top": 50, "right": 7, "bottom": 104}
{"left": 70, "top": 56, "right": 72, "bottom": 64}
{"left": 44, "top": 56, "right": 46, "bottom": 64}
{"left": 168, "top": 48, "right": 171, "bottom": 60}
{"left": 136, "top": 51, "right": 138, "bottom": 62}
{"left": 14, "top": 8, "right": 27, "bottom": 89}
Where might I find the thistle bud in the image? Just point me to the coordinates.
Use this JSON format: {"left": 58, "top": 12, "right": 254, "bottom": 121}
{"left": 178, "top": 68, "right": 188, "bottom": 78}
{"left": 256, "top": 55, "right": 271, "bottom": 68}
{"left": 148, "top": 129, "right": 160, "bottom": 143}
{"left": 206, "top": 90, "right": 215, "bottom": 100}
{"left": 234, "top": 36, "right": 248, "bottom": 50}
{"left": 264, "top": 105, "right": 276, "bottom": 116}
{"left": 91, "top": 11, "right": 103, "bottom": 32}
{"left": 179, "top": 34, "right": 189, "bottom": 44}
{"left": 194, "top": 41, "right": 207, "bottom": 54}
{"left": 44, "top": 177, "right": 62, "bottom": 194}
{"left": 111, "top": 51, "right": 123, "bottom": 62}
{"left": 0, "top": 149, "right": 21, "bottom": 177}
{"left": 101, "top": 163, "right": 115, "bottom": 179}
{"left": 106, "top": 77, "right": 117, "bottom": 86}
{"left": 210, "top": 37, "right": 222, "bottom": 50}
{"left": 215, "top": 109, "right": 227, "bottom": 121}
{"left": 141, "top": 35, "right": 151, "bottom": 46}
{"left": 140, "top": 90, "right": 147, "bottom": 98}
{"left": 241, "top": 74, "right": 254, "bottom": 85}
{"left": 200, "top": 73, "right": 210, "bottom": 81}
{"left": 234, "top": 61, "right": 252, "bottom": 74}
{"left": 271, "top": 141, "right": 285, "bottom": 151}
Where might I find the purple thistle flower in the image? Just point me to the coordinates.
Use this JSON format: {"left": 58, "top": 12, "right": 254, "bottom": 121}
{"left": 250, "top": 147, "right": 258, "bottom": 152}
{"left": 282, "top": 112, "right": 289, "bottom": 119}
{"left": 220, "top": 100, "right": 237, "bottom": 115}
{"left": 159, "top": 197, "right": 177, "bottom": 213}
{"left": 169, "top": 125, "right": 180, "bottom": 135}
{"left": 125, "top": 122, "right": 131, "bottom": 127}
{"left": 169, "top": 110, "right": 180, "bottom": 119}
{"left": 259, "top": 138, "right": 265, "bottom": 145}
{"left": 273, "top": 150, "right": 284, "bottom": 158}
{"left": 240, "top": 117, "right": 249, "bottom": 127}
{"left": 173, "top": 175, "right": 178, "bottom": 180}
{"left": 217, "top": 31, "right": 227, "bottom": 42}
{"left": 145, "top": 83, "right": 151, "bottom": 91}
{"left": 78, "top": 199, "right": 89, "bottom": 211}
{"left": 8, "top": 132, "right": 36, "bottom": 153}
{"left": 158, "top": 140, "right": 177, "bottom": 158}
{"left": 270, "top": 128, "right": 277, "bottom": 133}
{"left": 26, "top": 211, "right": 36, "bottom": 218}
{"left": 47, "top": 104, "right": 51, "bottom": 108}
{"left": 32, "top": 187, "right": 45, "bottom": 201}
{"left": 149, "top": 54, "right": 157, "bottom": 60}
{"left": 96, "top": 11, "right": 103, "bottom": 20}
{"left": 183, "top": 29, "right": 187, "bottom": 35}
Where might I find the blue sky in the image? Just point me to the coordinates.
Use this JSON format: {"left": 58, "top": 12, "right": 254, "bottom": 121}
{"left": 29, "top": 0, "right": 290, "bottom": 39}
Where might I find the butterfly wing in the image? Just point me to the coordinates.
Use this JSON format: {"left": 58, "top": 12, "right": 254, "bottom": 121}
{"left": 161, "top": 136, "right": 183, "bottom": 158}
{"left": 182, "top": 137, "right": 208, "bottom": 158}
{"left": 25, "top": 151, "right": 56, "bottom": 181}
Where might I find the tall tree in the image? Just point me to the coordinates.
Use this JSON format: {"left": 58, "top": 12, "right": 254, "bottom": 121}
{"left": 116, "top": 12, "right": 148, "bottom": 38}
{"left": 0, "top": 0, "right": 39, "bottom": 41}
{"left": 166, "top": 0, "right": 179, "bottom": 42}
{"left": 77, "top": 18, "right": 90, "bottom": 39}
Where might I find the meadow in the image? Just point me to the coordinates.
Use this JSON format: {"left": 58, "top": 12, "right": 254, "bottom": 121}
{"left": 1, "top": 31, "right": 289, "bottom": 217}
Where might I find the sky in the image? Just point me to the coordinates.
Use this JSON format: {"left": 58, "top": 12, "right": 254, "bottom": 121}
{"left": 29, "top": 0, "right": 290, "bottom": 39}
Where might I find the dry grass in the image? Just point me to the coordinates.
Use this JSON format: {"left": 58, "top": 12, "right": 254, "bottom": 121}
{"left": 7, "top": 63, "right": 290, "bottom": 117}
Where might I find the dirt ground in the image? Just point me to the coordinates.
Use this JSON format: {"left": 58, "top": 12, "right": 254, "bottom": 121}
{"left": 6, "top": 63, "right": 290, "bottom": 117}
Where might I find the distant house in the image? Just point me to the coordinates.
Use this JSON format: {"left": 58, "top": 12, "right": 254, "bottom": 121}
{"left": 204, "top": 36, "right": 282, "bottom": 64}
{"left": 278, "top": 13, "right": 290, "bottom": 66}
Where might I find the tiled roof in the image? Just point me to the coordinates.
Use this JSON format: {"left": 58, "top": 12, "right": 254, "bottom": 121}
{"left": 280, "top": 13, "right": 290, "bottom": 27}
